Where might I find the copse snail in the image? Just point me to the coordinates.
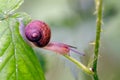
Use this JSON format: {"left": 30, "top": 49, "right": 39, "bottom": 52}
{"left": 18, "top": 19, "right": 84, "bottom": 56}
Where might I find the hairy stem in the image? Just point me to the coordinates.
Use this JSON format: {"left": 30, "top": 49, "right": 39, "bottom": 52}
{"left": 92, "top": 0, "right": 102, "bottom": 80}
{"left": 64, "top": 55, "right": 94, "bottom": 75}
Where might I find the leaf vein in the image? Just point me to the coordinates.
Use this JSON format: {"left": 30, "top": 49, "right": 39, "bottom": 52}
{"left": 0, "top": 28, "right": 9, "bottom": 40}
{"left": 0, "top": 47, "right": 13, "bottom": 71}
{"left": 7, "top": 20, "right": 18, "bottom": 80}
{"left": 0, "top": 40, "right": 11, "bottom": 56}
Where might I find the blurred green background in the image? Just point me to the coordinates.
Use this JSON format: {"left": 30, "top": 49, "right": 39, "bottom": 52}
{"left": 18, "top": 0, "right": 120, "bottom": 80}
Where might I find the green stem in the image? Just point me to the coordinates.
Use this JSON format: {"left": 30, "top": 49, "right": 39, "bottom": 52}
{"left": 93, "top": 0, "right": 102, "bottom": 80}
{"left": 64, "top": 55, "right": 94, "bottom": 75}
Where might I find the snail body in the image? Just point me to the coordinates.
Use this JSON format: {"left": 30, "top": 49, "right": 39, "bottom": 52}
{"left": 25, "top": 20, "right": 51, "bottom": 47}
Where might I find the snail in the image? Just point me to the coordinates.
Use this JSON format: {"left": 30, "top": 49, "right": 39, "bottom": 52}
{"left": 18, "top": 19, "right": 84, "bottom": 56}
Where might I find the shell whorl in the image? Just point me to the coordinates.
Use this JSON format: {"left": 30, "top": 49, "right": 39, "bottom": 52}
{"left": 25, "top": 20, "right": 51, "bottom": 47}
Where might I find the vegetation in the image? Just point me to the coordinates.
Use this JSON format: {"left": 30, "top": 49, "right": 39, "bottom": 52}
{"left": 0, "top": 0, "right": 120, "bottom": 80}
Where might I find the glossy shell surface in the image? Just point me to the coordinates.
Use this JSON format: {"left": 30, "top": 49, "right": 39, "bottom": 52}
{"left": 25, "top": 20, "right": 51, "bottom": 47}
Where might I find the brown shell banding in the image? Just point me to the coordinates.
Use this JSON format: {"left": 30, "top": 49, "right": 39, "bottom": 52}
{"left": 25, "top": 20, "right": 51, "bottom": 47}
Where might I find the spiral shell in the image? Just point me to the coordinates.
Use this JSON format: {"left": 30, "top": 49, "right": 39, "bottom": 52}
{"left": 25, "top": 20, "right": 51, "bottom": 47}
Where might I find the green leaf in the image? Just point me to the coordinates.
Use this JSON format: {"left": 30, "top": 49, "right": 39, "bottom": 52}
{"left": 0, "top": 13, "right": 45, "bottom": 80}
{"left": 0, "top": 0, "right": 23, "bottom": 19}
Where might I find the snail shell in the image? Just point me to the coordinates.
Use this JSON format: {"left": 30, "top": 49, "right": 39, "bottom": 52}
{"left": 25, "top": 20, "right": 51, "bottom": 47}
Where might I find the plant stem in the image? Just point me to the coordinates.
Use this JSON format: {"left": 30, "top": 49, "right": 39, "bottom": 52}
{"left": 92, "top": 0, "right": 102, "bottom": 80}
{"left": 64, "top": 55, "right": 94, "bottom": 75}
